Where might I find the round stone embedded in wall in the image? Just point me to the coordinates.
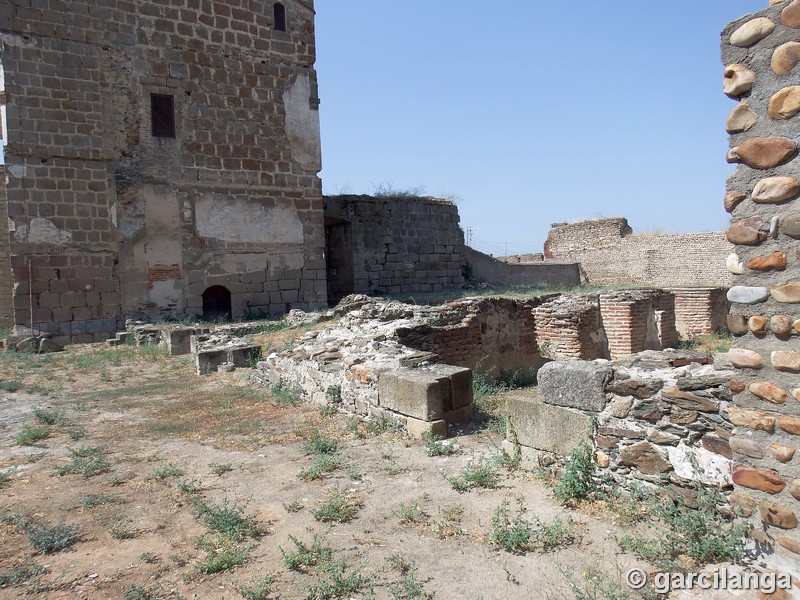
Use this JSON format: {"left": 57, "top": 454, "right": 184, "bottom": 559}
{"left": 749, "top": 380, "right": 788, "bottom": 403}
{"left": 730, "top": 17, "right": 776, "bottom": 47}
{"left": 727, "top": 216, "right": 767, "bottom": 245}
{"left": 772, "top": 284, "right": 800, "bottom": 303}
{"left": 748, "top": 315, "right": 768, "bottom": 334}
{"left": 782, "top": 0, "right": 800, "bottom": 27}
{"left": 726, "top": 253, "right": 744, "bottom": 274}
{"left": 781, "top": 213, "right": 800, "bottom": 238}
{"left": 752, "top": 176, "right": 800, "bottom": 204}
{"left": 724, "top": 190, "right": 747, "bottom": 213}
{"left": 728, "top": 347, "right": 764, "bottom": 368}
{"left": 727, "top": 314, "right": 749, "bottom": 335}
{"left": 726, "top": 102, "right": 758, "bottom": 133}
{"left": 747, "top": 251, "right": 788, "bottom": 271}
{"left": 727, "top": 286, "right": 770, "bottom": 304}
{"left": 724, "top": 64, "right": 756, "bottom": 98}
{"left": 770, "top": 315, "right": 793, "bottom": 335}
{"left": 769, "top": 86, "right": 800, "bottom": 119}
{"left": 772, "top": 350, "right": 800, "bottom": 372}
{"left": 773, "top": 42, "right": 800, "bottom": 75}
{"left": 726, "top": 137, "right": 797, "bottom": 169}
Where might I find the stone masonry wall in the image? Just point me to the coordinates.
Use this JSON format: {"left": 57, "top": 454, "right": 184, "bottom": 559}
{"left": 671, "top": 288, "right": 731, "bottom": 338}
{"left": 545, "top": 217, "right": 735, "bottom": 288}
{"left": 1, "top": 1, "right": 326, "bottom": 343}
{"left": 721, "top": 1, "right": 800, "bottom": 576}
{"left": 324, "top": 195, "right": 465, "bottom": 304}
{"left": 0, "top": 166, "right": 12, "bottom": 328}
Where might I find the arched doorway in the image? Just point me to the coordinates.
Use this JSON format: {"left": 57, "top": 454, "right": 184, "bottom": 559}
{"left": 202, "top": 286, "right": 232, "bottom": 321}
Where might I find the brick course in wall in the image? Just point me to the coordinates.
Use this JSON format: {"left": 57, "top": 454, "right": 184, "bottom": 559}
{"left": 1, "top": 0, "right": 326, "bottom": 343}
{"left": 670, "top": 288, "right": 730, "bottom": 337}
{"left": 545, "top": 217, "right": 735, "bottom": 288}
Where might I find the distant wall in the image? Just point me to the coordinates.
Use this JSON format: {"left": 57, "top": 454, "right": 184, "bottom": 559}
{"left": 545, "top": 217, "right": 734, "bottom": 288}
{"left": 464, "top": 247, "right": 581, "bottom": 289}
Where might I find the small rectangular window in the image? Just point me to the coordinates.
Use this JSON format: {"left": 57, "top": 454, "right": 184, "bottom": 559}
{"left": 151, "top": 94, "right": 176, "bottom": 138}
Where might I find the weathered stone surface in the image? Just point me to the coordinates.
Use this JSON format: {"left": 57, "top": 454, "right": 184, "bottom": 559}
{"left": 726, "top": 217, "right": 767, "bottom": 245}
{"left": 772, "top": 284, "right": 800, "bottom": 303}
{"left": 727, "top": 314, "right": 749, "bottom": 336}
{"left": 753, "top": 176, "right": 800, "bottom": 204}
{"left": 619, "top": 441, "right": 671, "bottom": 474}
{"left": 749, "top": 381, "right": 788, "bottom": 404}
{"left": 378, "top": 369, "right": 446, "bottom": 421}
{"left": 769, "top": 86, "right": 800, "bottom": 119}
{"left": 607, "top": 378, "right": 662, "bottom": 399}
{"left": 759, "top": 500, "right": 798, "bottom": 529}
{"left": 724, "top": 64, "right": 756, "bottom": 98}
{"left": 724, "top": 190, "right": 748, "bottom": 212}
{"left": 730, "top": 436, "right": 767, "bottom": 459}
{"left": 772, "top": 350, "right": 800, "bottom": 372}
{"left": 610, "top": 395, "right": 634, "bottom": 418}
{"left": 726, "top": 104, "right": 757, "bottom": 134}
{"left": 537, "top": 361, "right": 611, "bottom": 412}
{"left": 728, "top": 348, "right": 764, "bottom": 369}
{"left": 770, "top": 315, "right": 793, "bottom": 336}
{"left": 730, "top": 17, "right": 776, "bottom": 47}
{"left": 782, "top": 0, "right": 800, "bottom": 28}
{"left": 668, "top": 444, "right": 731, "bottom": 486}
{"left": 791, "top": 479, "right": 800, "bottom": 500}
{"left": 729, "top": 491, "right": 757, "bottom": 517}
{"left": 795, "top": 319, "right": 800, "bottom": 334}
{"left": 595, "top": 450, "right": 609, "bottom": 468}
{"left": 676, "top": 375, "right": 731, "bottom": 391}
{"left": 730, "top": 378, "right": 746, "bottom": 394}
{"left": 749, "top": 315, "right": 768, "bottom": 335}
{"left": 781, "top": 213, "right": 800, "bottom": 239}
{"left": 732, "top": 465, "right": 786, "bottom": 493}
{"left": 597, "top": 426, "right": 645, "bottom": 439}
{"left": 770, "top": 444, "right": 796, "bottom": 463}
{"left": 779, "top": 415, "right": 800, "bottom": 435}
{"left": 670, "top": 410, "right": 699, "bottom": 425}
{"left": 726, "top": 253, "right": 744, "bottom": 274}
{"left": 648, "top": 430, "right": 681, "bottom": 445}
{"left": 702, "top": 434, "right": 733, "bottom": 459}
{"left": 779, "top": 537, "right": 800, "bottom": 554}
{"left": 505, "top": 394, "right": 593, "bottom": 455}
{"left": 772, "top": 42, "right": 800, "bottom": 75}
{"left": 727, "top": 286, "right": 770, "bottom": 305}
{"left": 793, "top": 389, "right": 800, "bottom": 402}
{"left": 405, "top": 416, "right": 447, "bottom": 439}
{"left": 748, "top": 252, "right": 788, "bottom": 271}
{"left": 661, "top": 387, "right": 719, "bottom": 412}
{"left": 728, "top": 407, "right": 776, "bottom": 432}
{"left": 727, "top": 138, "right": 796, "bottom": 169}
{"left": 631, "top": 399, "right": 664, "bottom": 423}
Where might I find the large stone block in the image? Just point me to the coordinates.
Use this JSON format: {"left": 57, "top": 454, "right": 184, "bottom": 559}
{"left": 433, "top": 364, "right": 473, "bottom": 410}
{"left": 505, "top": 393, "right": 593, "bottom": 455}
{"left": 537, "top": 360, "right": 612, "bottom": 412}
{"left": 165, "top": 327, "right": 194, "bottom": 356}
{"left": 378, "top": 369, "right": 446, "bottom": 421}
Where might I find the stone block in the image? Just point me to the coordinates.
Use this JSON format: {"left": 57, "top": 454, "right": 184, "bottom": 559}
{"left": 444, "top": 404, "right": 473, "bottom": 425}
{"left": 195, "top": 349, "right": 227, "bottom": 375}
{"left": 504, "top": 393, "right": 593, "bottom": 455}
{"left": 378, "top": 369, "right": 445, "bottom": 421}
{"left": 405, "top": 416, "right": 447, "bottom": 439}
{"left": 165, "top": 327, "right": 194, "bottom": 356}
{"left": 537, "top": 360, "right": 612, "bottom": 412}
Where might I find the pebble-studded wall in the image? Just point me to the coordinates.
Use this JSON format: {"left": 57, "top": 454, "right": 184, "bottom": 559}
{"left": 723, "top": 0, "right": 800, "bottom": 576}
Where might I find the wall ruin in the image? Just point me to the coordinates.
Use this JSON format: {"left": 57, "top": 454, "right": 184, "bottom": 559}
{"left": 721, "top": 1, "right": 800, "bottom": 576}
{"left": 1, "top": 1, "right": 326, "bottom": 343}
{"left": 545, "top": 217, "right": 735, "bottom": 288}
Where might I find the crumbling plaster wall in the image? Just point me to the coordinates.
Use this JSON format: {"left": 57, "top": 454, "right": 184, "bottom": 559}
{"left": 545, "top": 217, "right": 735, "bottom": 288}
{"left": 1, "top": 1, "right": 326, "bottom": 341}
{"left": 721, "top": 0, "right": 800, "bottom": 575}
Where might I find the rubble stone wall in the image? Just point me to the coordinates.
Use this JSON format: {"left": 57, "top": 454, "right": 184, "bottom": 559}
{"left": 721, "top": 1, "right": 800, "bottom": 574}
{"left": 1, "top": 1, "right": 325, "bottom": 343}
{"left": 545, "top": 217, "right": 734, "bottom": 288}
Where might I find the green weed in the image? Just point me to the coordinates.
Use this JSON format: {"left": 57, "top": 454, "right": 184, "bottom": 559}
{"left": 554, "top": 440, "right": 597, "bottom": 505}
{"left": 33, "top": 408, "right": 67, "bottom": 426}
{"left": 281, "top": 533, "right": 334, "bottom": 571}
{"left": 150, "top": 463, "right": 184, "bottom": 480}
{"left": 446, "top": 458, "right": 500, "bottom": 492}
{"left": 237, "top": 574, "right": 276, "bottom": 600}
{"left": 196, "top": 533, "right": 250, "bottom": 574}
{"left": 270, "top": 381, "right": 302, "bottom": 407}
{"left": 55, "top": 446, "right": 110, "bottom": 477}
{"left": 191, "top": 496, "right": 264, "bottom": 541}
{"left": 0, "top": 469, "right": 13, "bottom": 487}
{"left": 392, "top": 500, "right": 428, "bottom": 525}
{"left": 0, "top": 380, "right": 22, "bottom": 392}
{"left": 386, "top": 554, "right": 435, "bottom": 600}
{"left": 25, "top": 520, "right": 81, "bottom": 554}
{"left": 312, "top": 488, "right": 362, "bottom": 524}
{"left": 305, "top": 553, "right": 372, "bottom": 600}
{"left": 79, "top": 494, "right": 118, "bottom": 508}
{"left": 490, "top": 500, "right": 574, "bottom": 554}
{"left": 0, "top": 562, "right": 48, "bottom": 588}
{"left": 303, "top": 431, "right": 340, "bottom": 456}
{"left": 422, "top": 431, "right": 456, "bottom": 456}
{"left": 108, "top": 516, "right": 137, "bottom": 540}
{"left": 209, "top": 462, "right": 234, "bottom": 476}
{"left": 124, "top": 583, "right": 162, "bottom": 600}
{"left": 299, "top": 454, "right": 343, "bottom": 481}
{"left": 13, "top": 424, "right": 52, "bottom": 446}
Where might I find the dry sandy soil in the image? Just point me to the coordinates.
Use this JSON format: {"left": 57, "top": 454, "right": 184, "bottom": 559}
{"left": 0, "top": 330, "right": 662, "bottom": 600}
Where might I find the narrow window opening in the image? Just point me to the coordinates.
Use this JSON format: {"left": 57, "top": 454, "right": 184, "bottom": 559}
{"left": 273, "top": 2, "right": 287, "bottom": 32}
{"left": 150, "top": 94, "right": 176, "bottom": 138}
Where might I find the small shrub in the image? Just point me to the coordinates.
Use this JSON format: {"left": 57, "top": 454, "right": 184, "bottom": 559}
{"left": 14, "top": 424, "right": 52, "bottom": 446}
{"left": 302, "top": 431, "right": 339, "bottom": 456}
{"left": 536, "top": 516, "right": 574, "bottom": 552}
{"left": 392, "top": 500, "right": 427, "bottom": 525}
{"left": 312, "top": 488, "right": 362, "bottom": 524}
{"left": 140, "top": 552, "right": 159, "bottom": 564}
{"left": 446, "top": 458, "right": 500, "bottom": 492}
{"left": 196, "top": 534, "right": 250, "bottom": 574}
{"left": 386, "top": 554, "right": 434, "bottom": 600}
{"left": 25, "top": 520, "right": 81, "bottom": 554}
{"left": 55, "top": 446, "right": 109, "bottom": 478}
{"left": 68, "top": 427, "right": 86, "bottom": 441}
{"left": 325, "top": 385, "right": 341, "bottom": 403}
{"left": 422, "top": 431, "right": 456, "bottom": 457}
{"left": 191, "top": 496, "right": 263, "bottom": 541}
{"left": 108, "top": 517, "right": 137, "bottom": 540}
{"left": 238, "top": 574, "right": 276, "bottom": 600}
{"left": 0, "top": 469, "right": 13, "bottom": 488}
{"left": 305, "top": 553, "right": 372, "bottom": 600}
{"left": 150, "top": 463, "right": 184, "bottom": 480}
{"left": 554, "top": 440, "right": 597, "bottom": 505}
{"left": 0, "top": 380, "right": 22, "bottom": 393}
{"left": 299, "top": 454, "right": 343, "bottom": 481}
{"left": 209, "top": 462, "right": 234, "bottom": 476}
{"left": 124, "top": 583, "right": 161, "bottom": 600}
{"left": 79, "top": 494, "right": 118, "bottom": 508}
{"left": 33, "top": 408, "right": 67, "bottom": 426}
{"left": 270, "top": 381, "right": 302, "bottom": 407}
{"left": 490, "top": 501, "right": 533, "bottom": 553}
{"left": 365, "top": 414, "right": 404, "bottom": 435}
{"left": 433, "top": 504, "right": 464, "bottom": 540}
{"left": 283, "top": 499, "right": 305, "bottom": 513}
{"left": 280, "top": 534, "right": 334, "bottom": 571}
{"left": 0, "top": 562, "right": 48, "bottom": 588}
{"left": 176, "top": 479, "right": 202, "bottom": 495}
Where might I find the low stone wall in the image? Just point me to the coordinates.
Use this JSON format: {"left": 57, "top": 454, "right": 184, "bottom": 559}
{"left": 464, "top": 247, "right": 580, "bottom": 289}
{"left": 505, "top": 351, "right": 735, "bottom": 497}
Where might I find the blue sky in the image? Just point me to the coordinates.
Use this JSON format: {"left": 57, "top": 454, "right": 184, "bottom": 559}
{"left": 315, "top": 1, "right": 767, "bottom": 257}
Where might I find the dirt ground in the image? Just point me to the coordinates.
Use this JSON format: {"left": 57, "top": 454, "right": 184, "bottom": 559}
{"left": 0, "top": 334, "right": 658, "bottom": 600}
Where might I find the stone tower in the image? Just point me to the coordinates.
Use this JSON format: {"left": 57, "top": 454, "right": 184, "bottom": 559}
{"left": 723, "top": 0, "right": 800, "bottom": 576}
{"left": 0, "top": 0, "right": 327, "bottom": 343}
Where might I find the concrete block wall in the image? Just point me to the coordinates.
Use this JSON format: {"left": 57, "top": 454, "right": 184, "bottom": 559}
{"left": 722, "top": 0, "right": 800, "bottom": 574}
{"left": 545, "top": 217, "right": 735, "bottom": 288}
{"left": 1, "top": 1, "right": 325, "bottom": 342}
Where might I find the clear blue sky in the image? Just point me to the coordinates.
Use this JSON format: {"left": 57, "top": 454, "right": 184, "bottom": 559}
{"left": 315, "top": 1, "right": 767, "bottom": 257}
